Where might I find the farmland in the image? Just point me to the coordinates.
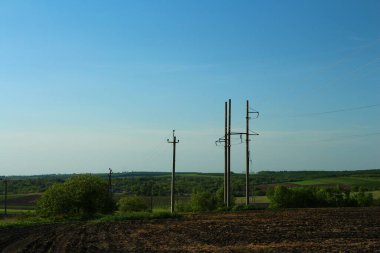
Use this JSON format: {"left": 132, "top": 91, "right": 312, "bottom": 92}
{"left": 292, "top": 176, "right": 380, "bottom": 188}
{"left": 2, "top": 170, "right": 380, "bottom": 215}
{"left": 0, "top": 207, "right": 379, "bottom": 252}
{"left": 0, "top": 171, "right": 380, "bottom": 252}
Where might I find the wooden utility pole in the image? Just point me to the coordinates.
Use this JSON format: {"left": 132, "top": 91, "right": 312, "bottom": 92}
{"left": 246, "top": 100, "right": 250, "bottom": 205}
{"left": 227, "top": 99, "right": 232, "bottom": 208}
{"left": 167, "top": 130, "right": 179, "bottom": 214}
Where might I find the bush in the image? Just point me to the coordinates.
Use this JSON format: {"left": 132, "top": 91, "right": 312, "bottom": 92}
{"left": 351, "top": 189, "right": 373, "bottom": 207}
{"left": 190, "top": 190, "right": 218, "bottom": 212}
{"left": 118, "top": 196, "right": 149, "bottom": 213}
{"left": 267, "top": 185, "right": 373, "bottom": 209}
{"left": 37, "top": 174, "right": 116, "bottom": 218}
{"left": 175, "top": 199, "right": 192, "bottom": 212}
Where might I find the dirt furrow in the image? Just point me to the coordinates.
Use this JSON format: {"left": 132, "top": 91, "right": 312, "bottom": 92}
{"left": 1, "top": 207, "right": 379, "bottom": 252}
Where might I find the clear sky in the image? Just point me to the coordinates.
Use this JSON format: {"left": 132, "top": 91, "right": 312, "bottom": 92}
{"left": 0, "top": 0, "right": 379, "bottom": 175}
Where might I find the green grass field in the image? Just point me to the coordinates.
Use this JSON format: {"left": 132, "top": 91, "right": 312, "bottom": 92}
{"left": 155, "top": 172, "right": 223, "bottom": 178}
{"left": 292, "top": 176, "right": 380, "bottom": 188}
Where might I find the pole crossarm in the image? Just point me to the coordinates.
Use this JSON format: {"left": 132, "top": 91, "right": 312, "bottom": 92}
{"left": 230, "top": 132, "right": 259, "bottom": 136}
{"left": 248, "top": 108, "right": 260, "bottom": 118}
{"left": 167, "top": 130, "right": 180, "bottom": 144}
{"left": 215, "top": 132, "right": 258, "bottom": 144}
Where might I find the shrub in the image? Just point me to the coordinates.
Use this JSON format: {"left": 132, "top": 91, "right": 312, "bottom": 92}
{"left": 175, "top": 200, "right": 192, "bottom": 212}
{"left": 37, "top": 174, "right": 116, "bottom": 218}
{"left": 190, "top": 190, "right": 217, "bottom": 212}
{"left": 118, "top": 196, "right": 149, "bottom": 213}
{"left": 351, "top": 190, "right": 373, "bottom": 207}
{"left": 267, "top": 185, "right": 374, "bottom": 209}
{"left": 215, "top": 187, "right": 226, "bottom": 208}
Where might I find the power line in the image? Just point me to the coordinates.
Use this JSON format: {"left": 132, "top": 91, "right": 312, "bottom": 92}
{"left": 320, "top": 132, "right": 380, "bottom": 142}
{"left": 260, "top": 38, "right": 380, "bottom": 107}
{"left": 292, "top": 103, "right": 380, "bottom": 117}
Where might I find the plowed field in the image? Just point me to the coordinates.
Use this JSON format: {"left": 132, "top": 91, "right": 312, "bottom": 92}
{"left": 1, "top": 207, "right": 380, "bottom": 252}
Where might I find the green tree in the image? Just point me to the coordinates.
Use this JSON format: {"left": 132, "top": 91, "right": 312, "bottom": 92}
{"left": 267, "top": 185, "right": 374, "bottom": 209}
{"left": 37, "top": 174, "right": 116, "bottom": 218}
{"left": 35, "top": 183, "right": 72, "bottom": 217}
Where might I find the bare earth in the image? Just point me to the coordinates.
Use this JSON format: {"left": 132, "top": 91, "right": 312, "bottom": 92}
{"left": 1, "top": 207, "right": 380, "bottom": 252}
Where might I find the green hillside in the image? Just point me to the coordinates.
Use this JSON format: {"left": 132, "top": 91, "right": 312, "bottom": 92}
{"left": 293, "top": 176, "right": 380, "bottom": 189}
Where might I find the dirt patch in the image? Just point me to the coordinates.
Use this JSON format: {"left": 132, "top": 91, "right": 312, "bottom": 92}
{"left": 1, "top": 207, "right": 380, "bottom": 252}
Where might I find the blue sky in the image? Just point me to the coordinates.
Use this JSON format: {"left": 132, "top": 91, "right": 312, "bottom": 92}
{"left": 0, "top": 0, "right": 379, "bottom": 175}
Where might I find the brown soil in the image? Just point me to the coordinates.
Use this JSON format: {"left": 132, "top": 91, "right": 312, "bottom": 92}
{"left": 1, "top": 194, "right": 41, "bottom": 207}
{"left": 1, "top": 207, "right": 380, "bottom": 252}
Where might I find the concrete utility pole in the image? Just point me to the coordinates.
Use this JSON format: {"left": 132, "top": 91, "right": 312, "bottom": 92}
{"left": 167, "top": 130, "right": 179, "bottom": 214}
{"left": 224, "top": 101, "right": 228, "bottom": 204}
{"left": 246, "top": 100, "right": 250, "bottom": 205}
{"left": 245, "top": 100, "right": 259, "bottom": 206}
{"left": 227, "top": 99, "right": 232, "bottom": 208}
{"left": 216, "top": 99, "right": 259, "bottom": 207}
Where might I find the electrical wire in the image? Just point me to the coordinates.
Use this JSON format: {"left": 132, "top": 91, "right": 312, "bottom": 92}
{"left": 319, "top": 132, "right": 380, "bottom": 142}
{"left": 292, "top": 103, "right": 380, "bottom": 117}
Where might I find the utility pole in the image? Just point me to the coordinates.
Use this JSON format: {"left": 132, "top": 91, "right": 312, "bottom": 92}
{"left": 224, "top": 101, "right": 228, "bottom": 204}
{"left": 227, "top": 99, "right": 232, "bottom": 208}
{"left": 216, "top": 99, "right": 259, "bottom": 208}
{"left": 108, "top": 168, "right": 113, "bottom": 193}
{"left": 246, "top": 101, "right": 259, "bottom": 206}
{"left": 246, "top": 100, "right": 250, "bottom": 205}
{"left": 4, "top": 179, "right": 7, "bottom": 218}
{"left": 167, "top": 130, "right": 179, "bottom": 214}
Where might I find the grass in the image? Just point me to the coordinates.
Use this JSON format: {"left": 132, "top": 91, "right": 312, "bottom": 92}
{"left": 114, "top": 194, "right": 191, "bottom": 209}
{"left": 369, "top": 191, "right": 380, "bottom": 199}
{"left": 1, "top": 209, "right": 35, "bottom": 214}
{"left": 235, "top": 196, "right": 269, "bottom": 204}
{"left": 155, "top": 172, "right": 223, "bottom": 178}
{"left": 0, "top": 215, "right": 52, "bottom": 229}
{"left": 5, "top": 205, "right": 35, "bottom": 210}
{"left": 95, "top": 211, "right": 181, "bottom": 223}
{"left": 0, "top": 210, "right": 181, "bottom": 229}
{"left": 292, "top": 176, "right": 380, "bottom": 188}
